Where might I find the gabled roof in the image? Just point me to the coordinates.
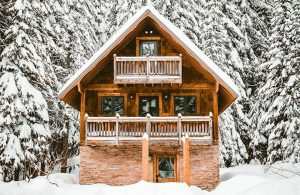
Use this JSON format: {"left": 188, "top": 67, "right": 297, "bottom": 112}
{"left": 58, "top": 5, "right": 239, "bottom": 111}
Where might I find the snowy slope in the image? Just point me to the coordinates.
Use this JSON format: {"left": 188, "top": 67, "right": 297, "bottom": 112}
{"left": 1, "top": 163, "right": 300, "bottom": 195}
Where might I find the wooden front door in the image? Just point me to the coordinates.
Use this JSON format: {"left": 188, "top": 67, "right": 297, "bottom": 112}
{"left": 139, "top": 96, "right": 159, "bottom": 116}
{"left": 154, "top": 154, "right": 177, "bottom": 182}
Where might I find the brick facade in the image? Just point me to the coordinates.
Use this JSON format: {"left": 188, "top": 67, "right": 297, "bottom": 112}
{"left": 80, "top": 141, "right": 219, "bottom": 191}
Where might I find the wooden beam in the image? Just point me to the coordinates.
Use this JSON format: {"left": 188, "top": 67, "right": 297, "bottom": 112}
{"left": 142, "top": 133, "right": 149, "bottom": 181}
{"left": 213, "top": 91, "right": 219, "bottom": 145}
{"left": 183, "top": 135, "right": 190, "bottom": 185}
{"left": 79, "top": 89, "right": 86, "bottom": 146}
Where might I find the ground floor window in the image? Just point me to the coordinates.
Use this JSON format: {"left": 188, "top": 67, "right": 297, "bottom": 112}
{"left": 101, "top": 96, "right": 124, "bottom": 116}
{"left": 174, "top": 96, "right": 197, "bottom": 115}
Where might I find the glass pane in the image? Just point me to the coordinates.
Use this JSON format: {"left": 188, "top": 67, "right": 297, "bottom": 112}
{"left": 102, "top": 97, "right": 113, "bottom": 115}
{"left": 186, "top": 96, "right": 196, "bottom": 115}
{"left": 158, "top": 156, "right": 174, "bottom": 178}
{"left": 139, "top": 96, "right": 159, "bottom": 116}
{"left": 174, "top": 96, "right": 185, "bottom": 115}
{"left": 114, "top": 96, "right": 124, "bottom": 115}
{"left": 140, "top": 41, "right": 157, "bottom": 56}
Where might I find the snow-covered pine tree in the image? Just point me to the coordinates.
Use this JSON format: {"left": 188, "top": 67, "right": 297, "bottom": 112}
{"left": 200, "top": 0, "right": 251, "bottom": 166}
{"left": 281, "top": 0, "right": 300, "bottom": 162}
{"left": 154, "top": 0, "right": 205, "bottom": 46}
{"left": 0, "top": 0, "right": 51, "bottom": 181}
{"left": 258, "top": 0, "right": 300, "bottom": 164}
{"left": 223, "top": 0, "right": 271, "bottom": 164}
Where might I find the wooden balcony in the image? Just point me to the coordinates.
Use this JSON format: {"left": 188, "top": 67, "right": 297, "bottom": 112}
{"left": 113, "top": 54, "right": 182, "bottom": 84}
{"left": 85, "top": 113, "right": 213, "bottom": 145}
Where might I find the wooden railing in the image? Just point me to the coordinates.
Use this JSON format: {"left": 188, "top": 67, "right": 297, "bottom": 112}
{"left": 85, "top": 113, "right": 213, "bottom": 145}
{"left": 113, "top": 54, "right": 182, "bottom": 84}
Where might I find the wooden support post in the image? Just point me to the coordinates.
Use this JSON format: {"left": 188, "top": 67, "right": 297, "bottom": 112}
{"left": 179, "top": 54, "right": 182, "bottom": 83}
{"left": 213, "top": 91, "right": 219, "bottom": 145}
{"left": 79, "top": 89, "right": 86, "bottom": 146}
{"left": 177, "top": 113, "right": 182, "bottom": 145}
{"left": 209, "top": 112, "right": 213, "bottom": 143}
{"left": 85, "top": 114, "right": 89, "bottom": 145}
{"left": 114, "top": 54, "right": 117, "bottom": 83}
{"left": 146, "top": 113, "right": 151, "bottom": 136}
{"left": 146, "top": 54, "right": 150, "bottom": 81}
{"left": 182, "top": 134, "right": 190, "bottom": 186}
{"left": 142, "top": 133, "right": 149, "bottom": 181}
{"left": 115, "top": 113, "right": 120, "bottom": 145}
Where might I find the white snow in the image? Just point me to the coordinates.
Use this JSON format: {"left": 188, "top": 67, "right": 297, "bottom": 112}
{"left": 1, "top": 163, "right": 300, "bottom": 195}
{"left": 58, "top": 5, "right": 239, "bottom": 101}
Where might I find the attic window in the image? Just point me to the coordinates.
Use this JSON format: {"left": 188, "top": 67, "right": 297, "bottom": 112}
{"left": 140, "top": 41, "right": 158, "bottom": 56}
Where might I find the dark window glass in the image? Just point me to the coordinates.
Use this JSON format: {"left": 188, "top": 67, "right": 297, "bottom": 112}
{"left": 158, "top": 156, "right": 175, "bottom": 178}
{"left": 140, "top": 41, "right": 158, "bottom": 56}
{"left": 174, "top": 96, "right": 197, "bottom": 116}
{"left": 102, "top": 96, "right": 124, "bottom": 116}
{"left": 139, "top": 96, "right": 159, "bottom": 116}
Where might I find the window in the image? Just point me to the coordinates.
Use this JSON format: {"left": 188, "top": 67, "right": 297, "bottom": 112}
{"left": 139, "top": 96, "right": 159, "bottom": 116}
{"left": 102, "top": 96, "right": 124, "bottom": 116}
{"left": 174, "top": 96, "right": 197, "bottom": 116}
{"left": 158, "top": 156, "right": 175, "bottom": 178}
{"left": 140, "top": 41, "right": 158, "bottom": 56}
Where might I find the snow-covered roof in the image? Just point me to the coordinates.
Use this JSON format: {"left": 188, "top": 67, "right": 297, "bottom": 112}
{"left": 58, "top": 5, "right": 239, "bottom": 101}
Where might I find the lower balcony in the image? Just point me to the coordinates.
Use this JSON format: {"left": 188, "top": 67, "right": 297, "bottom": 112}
{"left": 85, "top": 114, "right": 213, "bottom": 145}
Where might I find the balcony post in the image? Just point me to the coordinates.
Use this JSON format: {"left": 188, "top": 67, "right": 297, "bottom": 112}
{"left": 114, "top": 54, "right": 117, "bottom": 83}
{"left": 179, "top": 54, "right": 182, "bottom": 83}
{"left": 115, "top": 113, "right": 120, "bottom": 145}
{"left": 85, "top": 114, "right": 89, "bottom": 145}
{"left": 177, "top": 113, "right": 182, "bottom": 145}
{"left": 209, "top": 112, "right": 213, "bottom": 142}
{"left": 146, "top": 113, "right": 151, "bottom": 137}
{"left": 146, "top": 54, "right": 150, "bottom": 81}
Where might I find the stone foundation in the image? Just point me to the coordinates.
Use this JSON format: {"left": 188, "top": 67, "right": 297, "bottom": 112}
{"left": 80, "top": 142, "right": 219, "bottom": 190}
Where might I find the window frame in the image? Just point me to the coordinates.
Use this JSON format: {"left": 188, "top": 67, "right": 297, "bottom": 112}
{"left": 136, "top": 36, "right": 161, "bottom": 56}
{"left": 136, "top": 93, "right": 162, "bottom": 117}
{"left": 98, "top": 93, "right": 127, "bottom": 116}
{"left": 139, "top": 40, "right": 158, "bottom": 56}
{"left": 171, "top": 93, "right": 200, "bottom": 116}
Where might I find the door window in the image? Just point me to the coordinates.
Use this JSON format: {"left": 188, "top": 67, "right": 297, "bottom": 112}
{"left": 158, "top": 156, "right": 175, "bottom": 178}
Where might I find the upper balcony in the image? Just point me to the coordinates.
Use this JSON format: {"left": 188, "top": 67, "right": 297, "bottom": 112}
{"left": 113, "top": 54, "right": 182, "bottom": 84}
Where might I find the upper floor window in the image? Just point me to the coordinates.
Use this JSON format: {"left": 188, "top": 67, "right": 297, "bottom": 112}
{"left": 102, "top": 96, "right": 124, "bottom": 116}
{"left": 174, "top": 96, "right": 197, "bottom": 116}
{"left": 140, "top": 41, "right": 158, "bottom": 56}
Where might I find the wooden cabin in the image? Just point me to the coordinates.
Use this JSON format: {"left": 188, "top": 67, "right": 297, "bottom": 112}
{"left": 58, "top": 5, "right": 238, "bottom": 190}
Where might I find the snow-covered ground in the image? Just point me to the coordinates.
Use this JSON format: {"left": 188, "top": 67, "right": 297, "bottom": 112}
{"left": 1, "top": 163, "right": 300, "bottom": 195}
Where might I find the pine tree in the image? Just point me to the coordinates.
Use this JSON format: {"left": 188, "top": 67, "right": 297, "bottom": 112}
{"left": 258, "top": 0, "right": 300, "bottom": 164}
{"left": 0, "top": 0, "right": 54, "bottom": 180}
